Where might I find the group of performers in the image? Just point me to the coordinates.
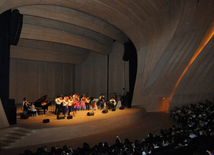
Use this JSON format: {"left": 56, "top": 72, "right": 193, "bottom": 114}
{"left": 55, "top": 93, "right": 122, "bottom": 117}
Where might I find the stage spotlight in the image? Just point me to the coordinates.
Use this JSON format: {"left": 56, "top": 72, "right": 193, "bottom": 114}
{"left": 43, "top": 119, "right": 50, "bottom": 123}
{"left": 102, "top": 109, "right": 108, "bottom": 113}
{"left": 87, "top": 112, "right": 94, "bottom": 116}
{"left": 67, "top": 115, "right": 73, "bottom": 119}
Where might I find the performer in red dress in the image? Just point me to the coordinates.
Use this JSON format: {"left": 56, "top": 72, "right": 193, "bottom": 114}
{"left": 80, "top": 95, "right": 86, "bottom": 110}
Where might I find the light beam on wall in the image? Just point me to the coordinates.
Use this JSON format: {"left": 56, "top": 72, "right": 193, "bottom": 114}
{"left": 169, "top": 23, "right": 214, "bottom": 104}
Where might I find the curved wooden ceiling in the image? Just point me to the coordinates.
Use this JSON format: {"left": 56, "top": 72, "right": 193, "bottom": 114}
{"left": 0, "top": 0, "right": 129, "bottom": 64}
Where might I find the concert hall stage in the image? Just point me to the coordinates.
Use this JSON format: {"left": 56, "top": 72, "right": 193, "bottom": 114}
{"left": 0, "top": 106, "right": 146, "bottom": 149}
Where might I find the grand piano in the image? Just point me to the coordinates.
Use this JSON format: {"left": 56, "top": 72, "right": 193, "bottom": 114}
{"left": 34, "top": 95, "right": 51, "bottom": 115}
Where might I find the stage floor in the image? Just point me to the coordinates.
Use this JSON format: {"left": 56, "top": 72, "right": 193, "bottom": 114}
{"left": 0, "top": 105, "right": 175, "bottom": 155}
{"left": 15, "top": 105, "right": 145, "bottom": 130}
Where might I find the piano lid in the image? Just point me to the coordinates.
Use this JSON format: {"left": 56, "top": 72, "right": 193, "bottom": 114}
{"left": 35, "top": 95, "right": 48, "bottom": 103}
{"left": 44, "top": 97, "right": 50, "bottom": 102}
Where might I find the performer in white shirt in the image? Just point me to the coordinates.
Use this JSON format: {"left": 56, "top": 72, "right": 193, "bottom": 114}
{"left": 55, "top": 96, "right": 61, "bottom": 115}
{"left": 63, "top": 96, "right": 69, "bottom": 116}
{"left": 30, "top": 103, "right": 37, "bottom": 116}
{"left": 68, "top": 96, "right": 73, "bottom": 116}
{"left": 109, "top": 97, "right": 117, "bottom": 109}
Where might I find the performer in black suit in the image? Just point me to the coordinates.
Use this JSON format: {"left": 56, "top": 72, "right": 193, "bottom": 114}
{"left": 85, "top": 97, "right": 91, "bottom": 110}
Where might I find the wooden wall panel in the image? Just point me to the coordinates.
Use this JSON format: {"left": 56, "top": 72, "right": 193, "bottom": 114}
{"left": 75, "top": 52, "right": 108, "bottom": 98}
{"left": 53, "top": 63, "right": 64, "bottom": 98}
{"left": 10, "top": 46, "right": 89, "bottom": 64}
{"left": 170, "top": 36, "right": 214, "bottom": 109}
{"left": 109, "top": 41, "right": 129, "bottom": 97}
{"left": 75, "top": 41, "right": 127, "bottom": 99}
{"left": 10, "top": 59, "right": 41, "bottom": 103}
{"left": 9, "top": 59, "right": 75, "bottom": 103}
{"left": 46, "top": 62, "right": 55, "bottom": 98}
{"left": 39, "top": 61, "right": 49, "bottom": 97}
{"left": 131, "top": 1, "right": 214, "bottom": 112}
{"left": 25, "top": 60, "right": 40, "bottom": 101}
{"left": 63, "top": 63, "right": 75, "bottom": 95}
{"left": 170, "top": 94, "right": 214, "bottom": 110}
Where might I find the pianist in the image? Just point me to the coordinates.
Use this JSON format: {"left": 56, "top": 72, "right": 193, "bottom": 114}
{"left": 30, "top": 103, "right": 38, "bottom": 117}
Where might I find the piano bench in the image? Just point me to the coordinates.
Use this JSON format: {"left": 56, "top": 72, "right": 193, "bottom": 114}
{"left": 28, "top": 110, "right": 37, "bottom": 117}
{"left": 35, "top": 107, "right": 44, "bottom": 115}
